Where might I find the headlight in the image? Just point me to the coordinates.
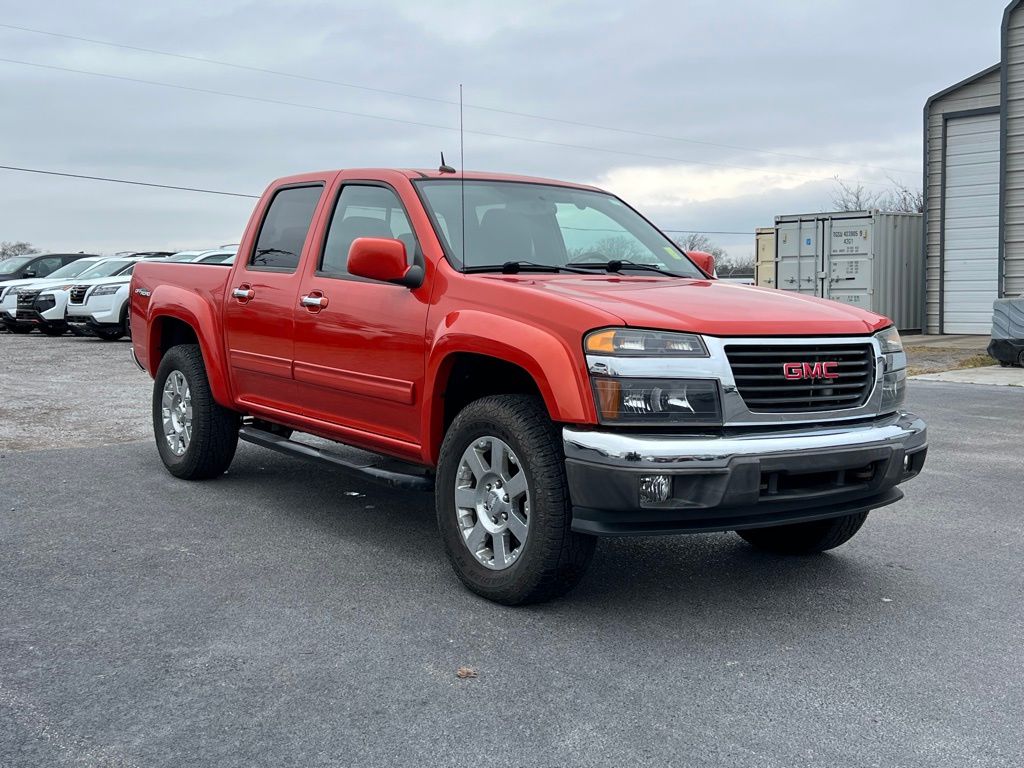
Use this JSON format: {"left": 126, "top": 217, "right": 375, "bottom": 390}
{"left": 875, "top": 326, "right": 903, "bottom": 354}
{"left": 90, "top": 284, "right": 122, "bottom": 297}
{"left": 875, "top": 326, "right": 907, "bottom": 411}
{"left": 591, "top": 377, "right": 722, "bottom": 425}
{"left": 585, "top": 328, "right": 707, "bottom": 357}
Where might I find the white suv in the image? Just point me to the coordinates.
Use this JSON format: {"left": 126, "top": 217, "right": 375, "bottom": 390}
{"left": 64, "top": 249, "right": 235, "bottom": 340}
{"left": 1, "top": 256, "right": 110, "bottom": 335}
{"left": 30, "top": 257, "right": 153, "bottom": 339}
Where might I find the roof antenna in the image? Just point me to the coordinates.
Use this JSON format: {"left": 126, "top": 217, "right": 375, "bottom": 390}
{"left": 459, "top": 83, "right": 466, "bottom": 273}
{"left": 438, "top": 152, "right": 456, "bottom": 174}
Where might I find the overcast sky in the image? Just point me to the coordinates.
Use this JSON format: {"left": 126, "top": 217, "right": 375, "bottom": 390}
{"left": 0, "top": 0, "right": 1009, "bottom": 258}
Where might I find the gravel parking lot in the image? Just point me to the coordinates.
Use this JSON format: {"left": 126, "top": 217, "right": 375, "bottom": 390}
{"left": 2, "top": 333, "right": 1023, "bottom": 767}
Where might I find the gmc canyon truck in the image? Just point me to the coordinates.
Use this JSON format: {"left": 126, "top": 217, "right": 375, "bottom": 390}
{"left": 130, "top": 168, "right": 927, "bottom": 604}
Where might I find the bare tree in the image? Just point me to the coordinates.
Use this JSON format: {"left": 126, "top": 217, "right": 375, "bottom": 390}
{"left": 715, "top": 252, "right": 756, "bottom": 278}
{"left": 567, "top": 236, "right": 647, "bottom": 262}
{"left": 674, "top": 232, "right": 726, "bottom": 260}
{"left": 830, "top": 177, "right": 882, "bottom": 212}
{"left": 830, "top": 176, "right": 924, "bottom": 214}
{"left": 881, "top": 176, "right": 925, "bottom": 214}
{"left": 0, "top": 241, "right": 39, "bottom": 261}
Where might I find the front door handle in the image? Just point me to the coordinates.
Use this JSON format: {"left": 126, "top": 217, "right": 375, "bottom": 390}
{"left": 300, "top": 293, "right": 328, "bottom": 311}
{"left": 232, "top": 286, "right": 254, "bottom": 301}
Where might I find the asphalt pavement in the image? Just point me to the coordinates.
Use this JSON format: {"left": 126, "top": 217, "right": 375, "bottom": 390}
{"left": 1, "top": 357, "right": 1023, "bottom": 766}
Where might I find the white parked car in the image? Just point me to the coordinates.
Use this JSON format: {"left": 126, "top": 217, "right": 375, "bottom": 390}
{"left": 64, "top": 251, "right": 233, "bottom": 340}
{"left": 1, "top": 256, "right": 111, "bottom": 335}
{"left": 26, "top": 256, "right": 158, "bottom": 339}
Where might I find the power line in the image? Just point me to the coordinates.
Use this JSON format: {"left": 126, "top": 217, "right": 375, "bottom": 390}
{"left": 0, "top": 164, "right": 258, "bottom": 197}
{"left": 0, "top": 21, "right": 917, "bottom": 178}
{"left": 1, "top": 163, "right": 757, "bottom": 234}
{"left": 0, "top": 56, "right": 900, "bottom": 189}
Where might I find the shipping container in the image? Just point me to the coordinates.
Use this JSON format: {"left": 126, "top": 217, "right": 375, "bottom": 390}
{"left": 754, "top": 227, "right": 776, "bottom": 288}
{"left": 772, "top": 210, "right": 923, "bottom": 331}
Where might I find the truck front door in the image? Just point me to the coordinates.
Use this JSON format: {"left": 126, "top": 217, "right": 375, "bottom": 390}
{"left": 224, "top": 182, "right": 326, "bottom": 413}
{"left": 291, "top": 179, "right": 430, "bottom": 460}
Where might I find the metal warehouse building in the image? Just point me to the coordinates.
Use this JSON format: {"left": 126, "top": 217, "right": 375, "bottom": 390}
{"left": 924, "top": 0, "right": 1024, "bottom": 334}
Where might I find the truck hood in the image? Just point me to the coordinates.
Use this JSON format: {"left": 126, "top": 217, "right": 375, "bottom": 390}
{"left": 514, "top": 276, "right": 890, "bottom": 336}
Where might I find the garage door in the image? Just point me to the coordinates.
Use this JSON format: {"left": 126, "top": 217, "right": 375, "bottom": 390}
{"left": 942, "top": 113, "right": 1000, "bottom": 334}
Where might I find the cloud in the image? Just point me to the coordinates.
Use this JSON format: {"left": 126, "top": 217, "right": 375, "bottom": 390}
{"left": 0, "top": 0, "right": 1007, "bottom": 252}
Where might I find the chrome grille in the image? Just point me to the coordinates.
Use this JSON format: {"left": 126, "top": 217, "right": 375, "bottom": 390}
{"left": 725, "top": 343, "right": 875, "bottom": 413}
{"left": 69, "top": 285, "right": 89, "bottom": 304}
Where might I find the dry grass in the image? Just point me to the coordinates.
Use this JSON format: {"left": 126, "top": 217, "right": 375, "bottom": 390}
{"left": 905, "top": 346, "right": 994, "bottom": 376}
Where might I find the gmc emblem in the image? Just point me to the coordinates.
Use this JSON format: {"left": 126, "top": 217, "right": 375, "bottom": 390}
{"left": 783, "top": 361, "right": 839, "bottom": 380}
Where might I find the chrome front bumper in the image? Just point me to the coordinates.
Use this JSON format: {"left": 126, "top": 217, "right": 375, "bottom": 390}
{"left": 563, "top": 411, "right": 927, "bottom": 536}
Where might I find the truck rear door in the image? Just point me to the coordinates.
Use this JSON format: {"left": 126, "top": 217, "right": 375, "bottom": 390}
{"left": 224, "top": 182, "right": 326, "bottom": 413}
{"left": 291, "top": 178, "right": 430, "bottom": 457}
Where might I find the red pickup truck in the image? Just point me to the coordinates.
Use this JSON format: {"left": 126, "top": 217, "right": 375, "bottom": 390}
{"left": 130, "top": 168, "right": 927, "bottom": 604}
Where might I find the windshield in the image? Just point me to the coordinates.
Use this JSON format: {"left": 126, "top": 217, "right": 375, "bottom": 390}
{"left": 415, "top": 180, "right": 703, "bottom": 277}
{"left": 77, "top": 259, "right": 134, "bottom": 279}
{"left": 41, "top": 260, "right": 99, "bottom": 279}
{"left": 166, "top": 251, "right": 202, "bottom": 262}
{"left": 1, "top": 256, "right": 35, "bottom": 271}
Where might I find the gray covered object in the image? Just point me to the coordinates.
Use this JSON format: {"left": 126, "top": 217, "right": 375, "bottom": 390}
{"left": 991, "top": 298, "right": 1024, "bottom": 339}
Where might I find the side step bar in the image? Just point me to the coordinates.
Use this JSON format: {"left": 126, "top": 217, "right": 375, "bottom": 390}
{"left": 238, "top": 426, "right": 435, "bottom": 492}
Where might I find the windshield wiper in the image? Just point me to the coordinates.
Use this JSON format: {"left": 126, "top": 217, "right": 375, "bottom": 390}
{"left": 463, "top": 260, "right": 592, "bottom": 275}
{"left": 564, "top": 259, "right": 681, "bottom": 277}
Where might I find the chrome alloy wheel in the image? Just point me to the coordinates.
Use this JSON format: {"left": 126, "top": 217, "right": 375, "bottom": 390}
{"left": 455, "top": 436, "right": 530, "bottom": 570}
{"left": 161, "top": 370, "right": 193, "bottom": 456}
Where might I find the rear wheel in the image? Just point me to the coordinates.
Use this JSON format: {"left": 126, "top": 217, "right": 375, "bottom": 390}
{"left": 435, "top": 394, "right": 595, "bottom": 605}
{"left": 736, "top": 511, "right": 869, "bottom": 554}
{"left": 8, "top": 325, "right": 32, "bottom": 335}
{"left": 153, "top": 344, "right": 238, "bottom": 479}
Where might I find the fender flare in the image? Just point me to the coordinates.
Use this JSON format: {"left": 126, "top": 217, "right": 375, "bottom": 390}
{"left": 421, "top": 310, "right": 595, "bottom": 464}
{"left": 145, "top": 284, "right": 233, "bottom": 407}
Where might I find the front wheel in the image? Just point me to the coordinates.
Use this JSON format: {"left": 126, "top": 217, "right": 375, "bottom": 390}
{"left": 153, "top": 344, "right": 239, "bottom": 479}
{"left": 736, "top": 511, "right": 869, "bottom": 554}
{"left": 436, "top": 394, "right": 595, "bottom": 605}
{"left": 95, "top": 327, "right": 124, "bottom": 341}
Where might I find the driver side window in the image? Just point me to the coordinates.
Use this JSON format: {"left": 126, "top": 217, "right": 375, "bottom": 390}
{"left": 320, "top": 185, "right": 414, "bottom": 278}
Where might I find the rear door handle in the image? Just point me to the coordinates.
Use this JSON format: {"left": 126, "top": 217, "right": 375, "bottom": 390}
{"left": 232, "top": 287, "right": 254, "bottom": 301}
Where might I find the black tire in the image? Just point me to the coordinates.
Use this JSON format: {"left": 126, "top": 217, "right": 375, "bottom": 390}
{"left": 435, "top": 394, "right": 595, "bottom": 605}
{"left": 8, "top": 325, "right": 32, "bottom": 335}
{"left": 95, "top": 327, "right": 124, "bottom": 341}
{"left": 153, "top": 344, "right": 239, "bottom": 480}
{"left": 40, "top": 325, "right": 65, "bottom": 337}
{"left": 736, "top": 511, "right": 869, "bottom": 555}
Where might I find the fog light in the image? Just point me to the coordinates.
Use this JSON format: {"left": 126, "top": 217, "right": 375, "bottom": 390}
{"left": 639, "top": 474, "right": 673, "bottom": 505}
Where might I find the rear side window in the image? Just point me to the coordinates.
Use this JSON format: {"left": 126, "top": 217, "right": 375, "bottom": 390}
{"left": 32, "top": 256, "right": 63, "bottom": 276}
{"left": 249, "top": 185, "right": 323, "bottom": 272}
{"left": 320, "top": 185, "right": 414, "bottom": 277}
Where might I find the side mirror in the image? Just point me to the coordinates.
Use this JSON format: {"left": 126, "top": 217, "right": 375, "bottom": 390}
{"left": 687, "top": 250, "right": 716, "bottom": 278}
{"left": 348, "top": 237, "right": 424, "bottom": 288}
